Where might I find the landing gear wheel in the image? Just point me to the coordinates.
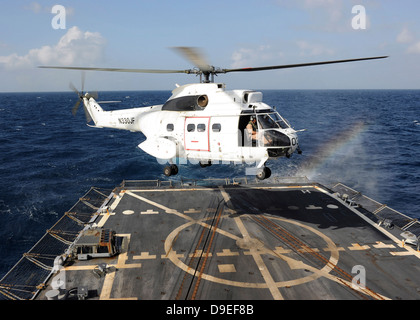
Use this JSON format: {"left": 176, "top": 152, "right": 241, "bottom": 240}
{"left": 164, "top": 164, "right": 178, "bottom": 177}
{"left": 170, "top": 164, "right": 178, "bottom": 175}
{"left": 164, "top": 166, "right": 172, "bottom": 177}
{"left": 256, "top": 167, "right": 271, "bottom": 180}
{"left": 265, "top": 167, "right": 271, "bottom": 179}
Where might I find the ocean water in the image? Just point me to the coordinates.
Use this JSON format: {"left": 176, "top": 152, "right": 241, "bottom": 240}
{"left": 0, "top": 89, "right": 419, "bottom": 278}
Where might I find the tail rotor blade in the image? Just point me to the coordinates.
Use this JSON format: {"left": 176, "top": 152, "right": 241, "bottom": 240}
{"left": 69, "top": 82, "right": 79, "bottom": 95}
{"left": 72, "top": 99, "right": 81, "bottom": 116}
{"left": 83, "top": 104, "right": 93, "bottom": 123}
{"left": 89, "top": 91, "right": 98, "bottom": 100}
{"left": 81, "top": 71, "right": 85, "bottom": 93}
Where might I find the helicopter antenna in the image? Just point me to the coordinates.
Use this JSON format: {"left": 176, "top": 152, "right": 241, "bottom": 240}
{"left": 39, "top": 47, "right": 388, "bottom": 84}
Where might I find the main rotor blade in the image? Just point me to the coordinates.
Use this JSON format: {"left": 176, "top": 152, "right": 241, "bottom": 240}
{"left": 223, "top": 56, "right": 389, "bottom": 73}
{"left": 172, "top": 47, "right": 212, "bottom": 72}
{"left": 39, "top": 66, "right": 189, "bottom": 74}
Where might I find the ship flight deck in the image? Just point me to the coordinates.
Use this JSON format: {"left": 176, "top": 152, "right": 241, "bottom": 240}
{"left": 1, "top": 177, "right": 420, "bottom": 301}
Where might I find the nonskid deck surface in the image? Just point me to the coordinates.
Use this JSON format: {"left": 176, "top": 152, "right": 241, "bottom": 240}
{"left": 2, "top": 178, "right": 420, "bottom": 301}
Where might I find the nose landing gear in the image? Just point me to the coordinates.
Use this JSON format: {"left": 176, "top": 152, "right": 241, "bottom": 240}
{"left": 256, "top": 166, "right": 271, "bottom": 180}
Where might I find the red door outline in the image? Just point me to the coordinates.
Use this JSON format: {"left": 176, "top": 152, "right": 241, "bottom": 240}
{"left": 184, "top": 117, "right": 211, "bottom": 152}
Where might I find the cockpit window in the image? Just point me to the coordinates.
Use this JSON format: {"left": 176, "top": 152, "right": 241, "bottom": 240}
{"left": 269, "top": 112, "right": 290, "bottom": 129}
{"left": 269, "top": 112, "right": 281, "bottom": 122}
{"left": 257, "top": 114, "right": 279, "bottom": 129}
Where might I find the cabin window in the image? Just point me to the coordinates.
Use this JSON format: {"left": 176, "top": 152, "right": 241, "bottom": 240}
{"left": 167, "top": 123, "right": 174, "bottom": 132}
{"left": 197, "top": 123, "right": 206, "bottom": 132}
{"left": 212, "top": 123, "right": 221, "bottom": 132}
{"left": 187, "top": 124, "right": 195, "bottom": 132}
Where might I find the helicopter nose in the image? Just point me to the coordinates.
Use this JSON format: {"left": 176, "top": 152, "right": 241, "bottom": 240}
{"left": 285, "top": 131, "right": 295, "bottom": 142}
{"left": 287, "top": 132, "right": 298, "bottom": 150}
{"left": 291, "top": 133, "right": 303, "bottom": 154}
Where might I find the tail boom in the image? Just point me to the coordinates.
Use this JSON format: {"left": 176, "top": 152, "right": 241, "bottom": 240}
{"left": 82, "top": 97, "right": 149, "bottom": 132}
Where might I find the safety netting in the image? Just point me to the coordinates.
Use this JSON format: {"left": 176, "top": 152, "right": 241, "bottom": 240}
{"left": 0, "top": 187, "right": 112, "bottom": 300}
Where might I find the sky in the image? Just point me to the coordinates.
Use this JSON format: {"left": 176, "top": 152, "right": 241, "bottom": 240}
{"left": 0, "top": 0, "right": 419, "bottom": 92}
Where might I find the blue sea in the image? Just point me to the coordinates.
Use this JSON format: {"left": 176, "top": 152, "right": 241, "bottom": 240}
{"left": 0, "top": 89, "right": 419, "bottom": 279}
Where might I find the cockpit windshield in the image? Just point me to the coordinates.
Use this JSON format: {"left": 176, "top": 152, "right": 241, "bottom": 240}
{"left": 257, "top": 113, "right": 291, "bottom": 130}
{"left": 269, "top": 112, "right": 290, "bottom": 129}
{"left": 257, "top": 114, "right": 278, "bottom": 129}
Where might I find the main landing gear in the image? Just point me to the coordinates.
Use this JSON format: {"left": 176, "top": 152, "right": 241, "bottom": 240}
{"left": 164, "top": 161, "right": 271, "bottom": 180}
{"left": 163, "top": 164, "right": 178, "bottom": 177}
{"left": 256, "top": 166, "right": 271, "bottom": 180}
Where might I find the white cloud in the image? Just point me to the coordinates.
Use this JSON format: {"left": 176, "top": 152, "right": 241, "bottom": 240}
{"left": 397, "top": 27, "right": 414, "bottom": 44}
{"left": 231, "top": 45, "right": 283, "bottom": 68}
{"left": 276, "top": 0, "right": 344, "bottom": 23}
{"left": 296, "top": 41, "right": 335, "bottom": 56}
{"left": 395, "top": 27, "right": 420, "bottom": 54}
{"left": 303, "top": 0, "right": 344, "bottom": 22}
{"left": 407, "top": 42, "right": 420, "bottom": 54}
{"left": 24, "top": 2, "right": 74, "bottom": 15}
{"left": 24, "top": 2, "right": 42, "bottom": 14}
{"left": 0, "top": 26, "right": 106, "bottom": 70}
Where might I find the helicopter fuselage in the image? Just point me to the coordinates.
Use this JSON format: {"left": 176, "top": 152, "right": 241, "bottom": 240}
{"left": 82, "top": 82, "right": 300, "bottom": 178}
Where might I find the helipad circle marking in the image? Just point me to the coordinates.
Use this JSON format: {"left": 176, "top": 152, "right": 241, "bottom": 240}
{"left": 164, "top": 215, "right": 340, "bottom": 289}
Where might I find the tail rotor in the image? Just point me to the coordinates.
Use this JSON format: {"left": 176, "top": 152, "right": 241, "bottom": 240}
{"left": 69, "top": 72, "right": 96, "bottom": 122}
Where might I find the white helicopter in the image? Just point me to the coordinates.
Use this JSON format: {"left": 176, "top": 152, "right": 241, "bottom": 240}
{"left": 40, "top": 48, "right": 387, "bottom": 180}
